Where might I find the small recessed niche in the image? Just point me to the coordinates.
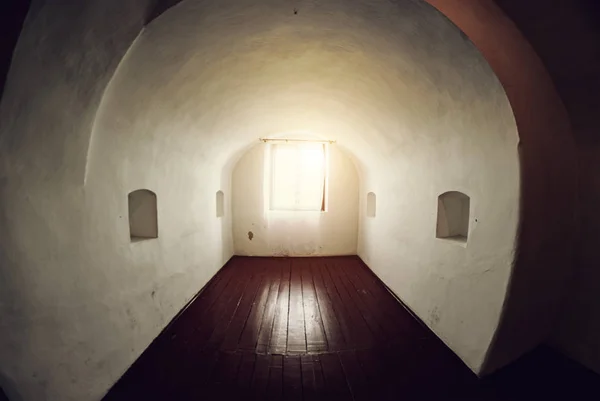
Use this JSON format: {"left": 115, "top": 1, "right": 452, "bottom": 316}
{"left": 366, "top": 192, "right": 376, "bottom": 218}
{"left": 128, "top": 189, "right": 158, "bottom": 242}
{"left": 436, "top": 191, "right": 470, "bottom": 244}
{"left": 216, "top": 190, "right": 224, "bottom": 218}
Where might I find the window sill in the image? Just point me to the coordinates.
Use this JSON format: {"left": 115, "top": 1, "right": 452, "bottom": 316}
{"left": 131, "top": 236, "right": 157, "bottom": 243}
{"left": 268, "top": 209, "right": 326, "bottom": 213}
{"left": 437, "top": 235, "right": 468, "bottom": 247}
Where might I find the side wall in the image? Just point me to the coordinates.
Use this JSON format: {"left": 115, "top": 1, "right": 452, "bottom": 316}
{"left": 357, "top": 62, "right": 519, "bottom": 372}
{"left": 0, "top": 2, "right": 234, "bottom": 400}
{"left": 424, "top": 0, "right": 577, "bottom": 374}
{"left": 232, "top": 144, "right": 358, "bottom": 256}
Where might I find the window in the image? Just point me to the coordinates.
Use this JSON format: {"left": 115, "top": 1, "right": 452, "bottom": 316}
{"left": 366, "top": 192, "right": 376, "bottom": 217}
{"left": 216, "top": 190, "right": 224, "bottom": 217}
{"left": 436, "top": 191, "right": 470, "bottom": 244}
{"left": 269, "top": 142, "right": 327, "bottom": 211}
{"left": 128, "top": 189, "right": 158, "bottom": 241}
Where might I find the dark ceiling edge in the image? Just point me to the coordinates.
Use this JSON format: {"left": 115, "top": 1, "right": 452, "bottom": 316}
{"left": 0, "top": 0, "right": 31, "bottom": 102}
{"left": 147, "top": 0, "right": 185, "bottom": 25}
{"left": 0, "top": 5, "right": 30, "bottom": 391}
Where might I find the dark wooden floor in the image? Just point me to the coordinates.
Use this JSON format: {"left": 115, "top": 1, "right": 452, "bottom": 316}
{"left": 104, "top": 256, "right": 600, "bottom": 401}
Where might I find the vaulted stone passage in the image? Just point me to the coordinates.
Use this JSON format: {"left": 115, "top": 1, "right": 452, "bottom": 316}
{"left": 0, "top": 0, "right": 582, "bottom": 400}
{"left": 87, "top": 0, "right": 519, "bottom": 379}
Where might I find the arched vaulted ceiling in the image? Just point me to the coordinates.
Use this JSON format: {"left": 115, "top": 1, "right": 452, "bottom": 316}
{"left": 88, "top": 0, "right": 513, "bottom": 179}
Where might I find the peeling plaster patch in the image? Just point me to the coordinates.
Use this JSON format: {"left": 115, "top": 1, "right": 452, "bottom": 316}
{"left": 248, "top": 231, "right": 254, "bottom": 241}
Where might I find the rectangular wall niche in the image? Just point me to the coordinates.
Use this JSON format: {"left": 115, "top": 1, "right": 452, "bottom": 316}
{"left": 128, "top": 189, "right": 158, "bottom": 241}
{"left": 436, "top": 191, "right": 470, "bottom": 244}
{"left": 216, "top": 190, "right": 224, "bottom": 217}
{"left": 366, "top": 192, "right": 376, "bottom": 217}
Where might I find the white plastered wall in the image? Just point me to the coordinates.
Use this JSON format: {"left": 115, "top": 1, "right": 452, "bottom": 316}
{"left": 0, "top": 0, "right": 520, "bottom": 400}
{"left": 0, "top": 2, "right": 234, "bottom": 400}
{"left": 232, "top": 143, "right": 359, "bottom": 256}
{"left": 357, "top": 86, "right": 518, "bottom": 369}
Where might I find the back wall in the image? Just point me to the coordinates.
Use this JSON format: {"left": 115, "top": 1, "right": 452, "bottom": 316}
{"left": 232, "top": 143, "right": 358, "bottom": 256}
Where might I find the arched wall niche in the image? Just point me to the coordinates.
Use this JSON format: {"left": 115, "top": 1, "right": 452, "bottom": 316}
{"left": 0, "top": 0, "right": 575, "bottom": 400}
{"left": 216, "top": 190, "right": 225, "bottom": 218}
{"left": 366, "top": 192, "right": 376, "bottom": 218}
{"left": 128, "top": 189, "right": 158, "bottom": 240}
{"left": 436, "top": 191, "right": 470, "bottom": 244}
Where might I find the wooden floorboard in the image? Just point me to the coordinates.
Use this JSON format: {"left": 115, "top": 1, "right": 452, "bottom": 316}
{"left": 267, "top": 354, "right": 284, "bottom": 400}
{"left": 310, "top": 259, "right": 346, "bottom": 352}
{"left": 300, "top": 354, "right": 323, "bottom": 401}
{"left": 104, "top": 256, "right": 600, "bottom": 401}
{"left": 283, "top": 355, "right": 303, "bottom": 401}
{"left": 287, "top": 260, "right": 307, "bottom": 354}
{"left": 269, "top": 260, "right": 291, "bottom": 355}
{"left": 320, "top": 352, "right": 352, "bottom": 401}
{"left": 251, "top": 353, "right": 271, "bottom": 400}
{"left": 235, "top": 351, "right": 256, "bottom": 392}
{"left": 327, "top": 260, "right": 382, "bottom": 345}
{"left": 300, "top": 259, "right": 327, "bottom": 353}
{"left": 338, "top": 350, "right": 369, "bottom": 401}
{"left": 318, "top": 260, "right": 358, "bottom": 349}
{"left": 238, "top": 261, "right": 273, "bottom": 352}
{"left": 256, "top": 260, "right": 283, "bottom": 354}
{"left": 220, "top": 262, "right": 265, "bottom": 352}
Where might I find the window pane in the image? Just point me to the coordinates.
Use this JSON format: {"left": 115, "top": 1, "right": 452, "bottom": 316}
{"left": 270, "top": 143, "right": 325, "bottom": 211}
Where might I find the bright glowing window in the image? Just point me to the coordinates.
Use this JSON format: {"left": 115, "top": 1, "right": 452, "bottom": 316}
{"left": 270, "top": 143, "right": 327, "bottom": 211}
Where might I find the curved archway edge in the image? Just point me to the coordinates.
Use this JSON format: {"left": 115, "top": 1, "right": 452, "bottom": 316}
{"left": 138, "top": 0, "right": 576, "bottom": 375}
{"left": 424, "top": 0, "right": 576, "bottom": 374}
